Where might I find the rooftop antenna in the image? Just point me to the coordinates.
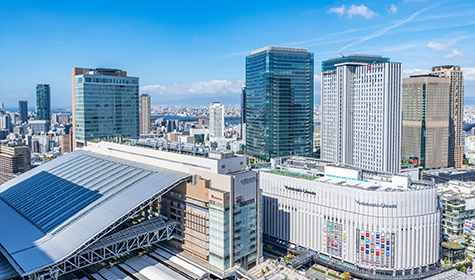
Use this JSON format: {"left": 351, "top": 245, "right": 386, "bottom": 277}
{"left": 340, "top": 53, "right": 345, "bottom": 57}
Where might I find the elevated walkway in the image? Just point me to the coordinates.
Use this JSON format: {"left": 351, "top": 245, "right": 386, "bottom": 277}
{"left": 49, "top": 216, "right": 176, "bottom": 277}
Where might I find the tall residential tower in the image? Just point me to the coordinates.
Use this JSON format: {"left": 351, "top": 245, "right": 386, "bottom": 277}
{"left": 209, "top": 102, "right": 224, "bottom": 141}
{"left": 245, "top": 46, "right": 314, "bottom": 161}
{"left": 321, "top": 54, "right": 402, "bottom": 173}
{"left": 36, "top": 84, "right": 51, "bottom": 121}
{"left": 428, "top": 65, "right": 464, "bottom": 169}
{"left": 402, "top": 75, "right": 450, "bottom": 169}
{"left": 71, "top": 68, "right": 139, "bottom": 149}
{"left": 139, "top": 94, "right": 151, "bottom": 134}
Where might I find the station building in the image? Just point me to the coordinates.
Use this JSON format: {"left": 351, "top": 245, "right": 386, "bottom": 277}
{"left": 0, "top": 141, "right": 260, "bottom": 280}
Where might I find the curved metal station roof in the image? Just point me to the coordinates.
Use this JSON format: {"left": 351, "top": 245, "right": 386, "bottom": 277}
{"left": 0, "top": 150, "right": 189, "bottom": 278}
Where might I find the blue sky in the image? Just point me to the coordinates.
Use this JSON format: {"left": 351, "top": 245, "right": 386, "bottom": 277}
{"left": 0, "top": 0, "right": 474, "bottom": 107}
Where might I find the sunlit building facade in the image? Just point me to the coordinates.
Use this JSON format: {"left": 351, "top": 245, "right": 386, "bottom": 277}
{"left": 72, "top": 68, "right": 139, "bottom": 148}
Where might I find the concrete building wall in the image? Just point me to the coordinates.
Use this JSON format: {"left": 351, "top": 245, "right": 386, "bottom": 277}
{"left": 85, "top": 141, "right": 245, "bottom": 175}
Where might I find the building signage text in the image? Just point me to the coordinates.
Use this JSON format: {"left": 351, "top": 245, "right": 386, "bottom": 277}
{"left": 355, "top": 200, "right": 397, "bottom": 208}
{"left": 284, "top": 185, "right": 316, "bottom": 195}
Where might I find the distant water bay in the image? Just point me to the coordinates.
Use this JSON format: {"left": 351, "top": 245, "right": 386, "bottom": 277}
{"left": 152, "top": 115, "right": 241, "bottom": 124}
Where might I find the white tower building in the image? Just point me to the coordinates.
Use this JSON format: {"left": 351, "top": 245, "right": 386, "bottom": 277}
{"left": 321, "top": 55, "right": 402, "bottom": 173}
{"left": 209, "top": 102, "right": 224, "bottom": 141}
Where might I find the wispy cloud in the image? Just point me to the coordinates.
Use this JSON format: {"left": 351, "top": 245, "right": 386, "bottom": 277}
{"left": 444, "top": 49, "right": 464, "bottom": 60}
{"left": 328, "top": 4, "right": 377, "bottom": 19}
{"left": 348, "top": 4, "right": 377, "bottom": 18}
{"left": 339, "top": 2, "right": 443, "bottom": 51}
{"left": 220, "top": 51, "right": 251, "bottom": 58}
{"left": 464, "top": 67, "right": 475, "bottom": 81}
{"left": 8, "top": 93, "right": 30, "bottom": 98}
{"left": 388, "top": 4, "right": 398, "bottom": 14}
{"left": 140, "top": 80, "right": 242, "bottom": 96}
{"left": 402, "top": 68, "right": 429, "bottom": 78}
{"left": 328, "top": 5, "right": 346, "bottom": 16}
{"left": 284, "top": 28, "right": 360, "bottom": 46}
{"left": 427, "top": 41, "right": 456, "bottom": 51}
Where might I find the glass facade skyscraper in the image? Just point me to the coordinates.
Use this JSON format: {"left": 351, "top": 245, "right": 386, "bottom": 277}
{"left": 18, "top": 101, "right": 28, "bottom": 123}
{"left": 36, "top": 84, "right": 51, "bottom": 121}
{"left": 245, "top": 46, "right": 314, "bottom": 161}
{"left": 72, "top": 68, "right": 139, "bottom": 147}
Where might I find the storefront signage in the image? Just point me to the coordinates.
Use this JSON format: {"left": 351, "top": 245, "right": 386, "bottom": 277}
{"left": 284, "top": 185, "right": 316, "bottom": 195}
{"left": 355, "top": 199, "right": 396, "bottom": 208}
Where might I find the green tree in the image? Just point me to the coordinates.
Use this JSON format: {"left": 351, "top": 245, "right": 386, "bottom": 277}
{"left": 342, "top": 271, "right": 350, "bottom": 280}
{"left": 266, "top": 244, "right": 274, "bottom": 252}
{"left": 466, "top": 234, "right": 472, "bottom": 243}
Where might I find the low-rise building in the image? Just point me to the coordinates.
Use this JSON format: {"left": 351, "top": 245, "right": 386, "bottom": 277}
{"left": 29, "top": 120, "right": 50, "bottom": 134}
{"left": 0, "top": 143, "right": 31, "bottom": 174}
{"left": 423, "top": 169, "right": 475, "bottom": 184}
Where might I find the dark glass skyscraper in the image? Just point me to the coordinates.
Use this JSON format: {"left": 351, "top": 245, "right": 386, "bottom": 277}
{"left": 36, "top": 84, "right": 51, "bottom": 121}
{"left": 19, "top": 100, "right": 28, "bottom": 123}
{"left": 245, "top": 46, "right": 314, "bottom": 161}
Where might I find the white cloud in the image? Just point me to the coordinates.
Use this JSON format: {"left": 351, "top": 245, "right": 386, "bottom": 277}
{"left": 314, "top": 74, "right": 322, "bottom": 95}
{"left": 8, "top": 93, "right": 30, "bottom": 99}
{"left": 347, "top": 4, "right": 377, "bottom": 19}
{"left": 464, "top": 67, "right": 475, "bottom": 81}
{"left": 403, "top": 67, "right": 475, "bottom": 81}
{"left": 402, "top": 68, "right": 430, "bottom": 78}
{"left": 140, "top": 80, "right": 242, "bottom": 96}
{"left": 328, "top": 5, "right": 346, "bottom": 16}
{"left": 427, "top": 41, "right": 456, "bottom": 52}
{"left": 314, "top": 74, "right": 322, "bottom": 84}
{"left": 388, "top": 4, "right": 398, "bottom": 14}
{"left": 339, "top": 2, "right": 442, "bottom": 51}
{"left": 328, "top": 4, "right": 377, "bottom": 19}
{"left": 444, "top": 49, "right": 464, "bottom": 60}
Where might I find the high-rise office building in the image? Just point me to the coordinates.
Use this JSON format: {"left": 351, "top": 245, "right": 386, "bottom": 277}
{"left": 241, "top": 82, "right": 246, "bottom": 141}
{"left": 36, "top": 84, "right": 51, "bottom": 121}
{"left": 321, "top": 54, "right": 402, "bottom": 173}
{"left": 402, "top": 75, "right": 450, "bottom": 169}
{"left": 245, "top": 46, "right": 314, "bottom": 161}
{"left": 139, "top": 94, "right": 151, "bottom": 134}
{"left": 209, "top": 102, "right": 224, "bottom": 141}
{"left": 19, "top": 101, "right": 28, "bottom": 123}
{"left": 71, "top": 68, "right": 139, "bottom": 149}
{"left": 428, "top": 66, "right": 464, "bottom": 169}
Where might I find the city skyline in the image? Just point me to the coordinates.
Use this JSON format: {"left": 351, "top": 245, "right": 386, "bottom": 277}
{"left": 1, "top": 0, "right": 474, "bottom": 107}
